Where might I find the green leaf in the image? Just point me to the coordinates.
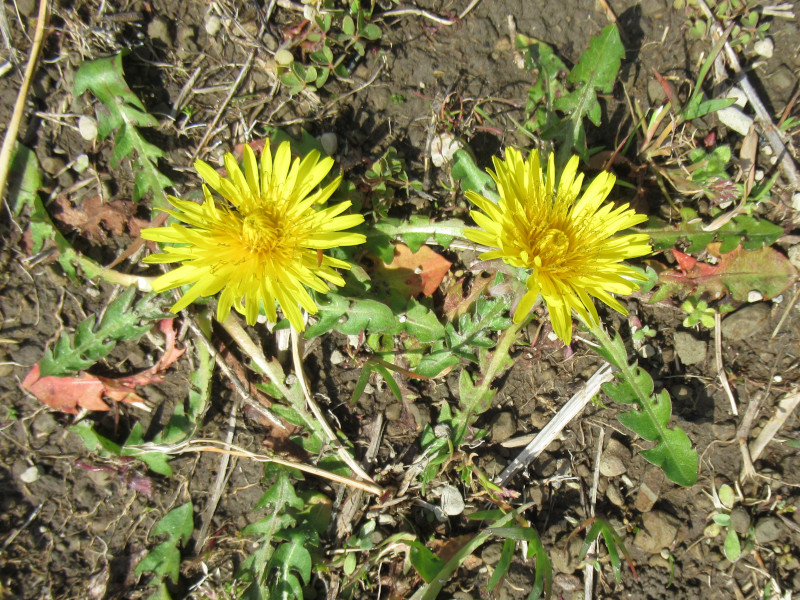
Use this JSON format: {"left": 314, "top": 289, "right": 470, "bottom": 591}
{"left": 579, "top": 518, "right": 635, "bottom": 583}
{"left": 122, "top": 423, "right": 173, "bottom": 476}
{"left": 7, "top": 144, "right": 42, "bottom": 217}
{"left": 595, "top": 329, "right": 698, "bottom": 487}
{"left": 452, "top": 149, "right": 499, "bottom": 202}
{"left": 551, "top": 25, "right": 624, "bottom": 161}
{"left": 404, "top": 300, "right": 445, "bottom": 343}
{"left": 408, "top": 540, "right": 446, "bottom": 583}
{"left": 486, "top": 526, "right": 552, "bottom": 600}
{"left": 486, "top": 538, "right": 515, "bottom": 592}
{"left": 74, "top": 52, "right": 172, "bottom": 205}
{"left": 642, "top": 208, "right": 783, "bottom": 252}
{"left": 723, "top": 526, "right": 741, "bottom": 562}
{"left": 70, "top": 421, "right": 122, "bottom": 455}
{"left": 336, "top": 298, "right": 399, "bottom": 335}
{"left": 38, "top": 287, "right": 169, "bottom": 377}
{"left": 135, "top": 502, "right": 194, "bottom": 583}
{"left": 458, "top": 369, "right": 494, "bottom": 417}
{"left": 410, "top": 507, "right": 523, "bottom": 600}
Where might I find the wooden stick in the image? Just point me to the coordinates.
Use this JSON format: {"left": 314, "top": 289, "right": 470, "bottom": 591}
{"left": 495, "top": 363, "right": 615, "bottom": 487}
{"left": 0, "top": 0, "right": 48, "bottom": 201}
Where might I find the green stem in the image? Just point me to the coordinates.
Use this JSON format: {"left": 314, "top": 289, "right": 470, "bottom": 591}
{"left": 480, "top": 319, "right": 525, "bottom": 388}
{"left": 75, "top": 254, "right": 155, "bottom": 290}
{"left": 456, "top": 318, "right": 525, "bottom": 441}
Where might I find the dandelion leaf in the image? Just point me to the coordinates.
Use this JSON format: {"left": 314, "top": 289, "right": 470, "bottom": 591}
{"left": 642, "top": 208, "right": 783, "bottom": 252}
{"left": 74, "top": 52, "right": 172, "bottom": 205}
{"left": 38, "top": 287, "right": 168, "bottom": 377}
{"left": 135, "top": 502, "right": 193, "bottom": 584}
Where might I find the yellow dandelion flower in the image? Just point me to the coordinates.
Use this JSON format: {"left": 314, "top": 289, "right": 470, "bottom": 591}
{"left": 464, "top": 148, "right": 652, "bottom": 344}
{"left": 142, "top": 141, "right": 365, "bottom": 331}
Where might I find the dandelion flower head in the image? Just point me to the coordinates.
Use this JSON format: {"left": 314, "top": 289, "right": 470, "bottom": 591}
{"left": 142, "top": 141, "right": 365, "bottom": 331}
{"left": 464, "top": 148, "right": 651, "bottom": 343}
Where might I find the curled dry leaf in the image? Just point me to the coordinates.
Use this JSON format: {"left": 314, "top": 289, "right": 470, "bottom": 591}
{"left": 22, "top": 319, "right": 185, "bottom": 414}
{"left": 374, "top": 243, "right": 452, "bottom": 298}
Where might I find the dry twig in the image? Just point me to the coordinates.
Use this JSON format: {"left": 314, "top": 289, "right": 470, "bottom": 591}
{"left": 495, "top": 363, "right": 615, "bottom": 487}
{"left": 0, "top": 0, "right": 48, "bottom": 202}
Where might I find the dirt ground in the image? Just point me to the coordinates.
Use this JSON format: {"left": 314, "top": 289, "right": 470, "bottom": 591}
{"left": 2, "top": 0, "right": 800, "bottom": 599}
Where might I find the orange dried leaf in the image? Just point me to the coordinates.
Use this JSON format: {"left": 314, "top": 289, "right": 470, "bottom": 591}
{"left": 377, "top": 243, "right": 452, "bottom": 298}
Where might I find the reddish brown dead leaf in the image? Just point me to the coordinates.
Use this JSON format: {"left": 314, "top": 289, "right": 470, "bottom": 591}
{"left": 375, "top": 243, "right": 452, "bottom": 298}
{"left": 656, "top": 245, "right": 798, "bottom": 302}
{"left": 53, "top": 195, "right": 139, "bottom": 244}
{"left": 21, "top": 319, "right": 185, "bottom": 414}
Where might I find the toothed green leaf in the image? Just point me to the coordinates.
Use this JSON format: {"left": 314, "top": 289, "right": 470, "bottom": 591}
{"left": 38, "top": 287, "right": 169, "bottom": 377}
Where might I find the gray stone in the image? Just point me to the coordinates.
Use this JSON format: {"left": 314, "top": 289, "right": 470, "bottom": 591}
{"left": 551, "top": 535, "right": 584, "bottom": 573}
{"left": 770, "top": 64, "right": 795, "bottom": 93}
{"left": 480, "top": 542, "right": 504, "bottom": 565}
{"left": 721, "top": 303, "right": 770, "bottom": 340}
{"left": 606, "top": 482, "right": 625, "bottom": 507}
{"left": 712, "top": 420, "right": 737, "bottom": 441}
{"left": 329, "top": 349, "right": 345, "bottom": 365}
{"left": 41, "top": 156, "right": 66, "bottom": 175}
{"left": 673, "top": 331, "right": 707, "bottom": 365}
{"left": 634, "top": 510, "right": 679, "bottom": 553}
{"left": 599, "top": 438, "right": 632, "bottom": 477}
{"left": 384, "top": 403, "right": 402, "bottom": 421}
{"left": 753, "top": 516, "right": 783, "bottom": 544}
{"left": 17, "top": 0, "right": 37, "bottom": 16}
{"left": 634, "top": 468, "right": 663, "bottom": 513}
{"left": 729, "top": 506, "right": 751, "bottom": 535}
{"left": 147, "top": 16, "right": 173, "bottom": 47}
{"left": 408, "top": 403, "right": 430, "bottom": 430}
{"left": 489, "top": 411, "right": 516, "bottom": 443}
{"left": 32, "top": 413, "right": 58, "bottom": 438}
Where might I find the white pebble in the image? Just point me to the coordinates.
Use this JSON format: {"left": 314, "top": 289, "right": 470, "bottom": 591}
{"left": 20, "top": 466, "right": 41, "bottom": 483}
{"left": 773, "top": 294, "right": 783, "bottom": 304}
{"left": 74, "top": 154, "right": 89, "bottom": 173}
{"left": 726, "top": 86, "right": 747, "bottom": 108}
{"left": 78, "top": 115, "right": 98, "bottom": 141}
{"left": 329, "top": 349, "right": 346, "bottom": 365}
{"left": 747, "top": 290, "right": 763, "bottom": 302}
{"left": 430, "top": 132, "right": 463, "bottom": 167}
{"left": 773, "top": 375, "right": 783, "bottom": 383}
{"left": 754, "top": 169, "right": 764, "bottom": 182}
{"left": 753, "top": 37, "right": 774, "bottom": 59}
{"left": 205, "top": 15, "right": 221, "bottom": 37}
{"left": 439, "top": 485, "right": 465, "bottom": 516}
{"left": 718, "top": 106, "right": 754, "bottom": 136}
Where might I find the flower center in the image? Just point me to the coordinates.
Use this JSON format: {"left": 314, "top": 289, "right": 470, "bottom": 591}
{"left": 525, "top": 227, "right": 570, "bottom": 269}
{"left": 241, "top": 209, "right": 299, "bottom": 262}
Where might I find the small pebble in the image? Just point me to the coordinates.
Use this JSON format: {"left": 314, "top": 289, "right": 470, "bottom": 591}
{"left": 730, "top": 506, "right": 751, "bottom": 535}
{"left": 718, "top": 105, "right": 754, "bottom": 136}
{"left": 489, "top": 411, "right": 516, "bottom": 443}
{"left": 599, "top": 438, "right": 632, "bottom": 477}
{"left": 78, "top": 115, "right": 98, "bottom": 141}
{"left": 753, "top": 37, "right": 774, "bottom": 58}
{"left": 147, "top": 16, "right": 173, "bottom": 47}
{"left": 41, "top": 156, "right": 66, "bottom": 175}
{"left": 205, "top": 15, "right": 222, "bottom": 36}
{"left": 329, "top": 349, "right": 345, "bottom": 365}
{"left": 20, "top": 465, "right": 41, "bottom": 483}
{"left": 673, "top": 331, "right": 707, "bottom": 365}
{"left": 726, "top": 86, "right": 747, "bottom": 108}
{"left": 319, "top": 132, "right": 338, "bottom": 156}
{"left": 754, "top": 517, "right": 783, "bottom": 544}
{"left": 439, "top": 484, "right": 465, "bottom": 516}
